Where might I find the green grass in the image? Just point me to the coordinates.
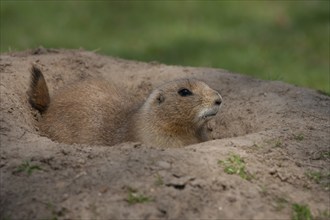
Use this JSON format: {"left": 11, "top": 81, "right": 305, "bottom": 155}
{"left": 274, "top": 197, "right": 290, "bottom": 211}
{"left": 126, "top": 188, "right": 151, "bottom": 205}
{"left": 274, "top": 140, "right": 283, "bottom": 148}
{"left": 305, "top": 170, "right": 330, "bottom": 190}
{"left": 306, "top": 171, "right": 323, "bottom": 184}
{"left": 292, "top": 203, "right": 312, "bottom": 220}
{"left": 320, "top": 151, "right": 330, "bottom": 159}
{"left": 45, "top": 202, "right": 59, "bottom": 220}
{"left": 15, "top": 160, "right": 42, "bottom": 175}
{"left": 1, "top": 1, "right": 329, "bottom": 93}
{"left": 218, "top": 154, "right": 252, "bottom": 180}
{"left": 293, "top": 133, "right": 304, "bottom": 141}
{"left": 154, "top": 174, "right": 164, "bottom": 186}
{"left": 316, "top": 210, "right": 330, "bottom": 220}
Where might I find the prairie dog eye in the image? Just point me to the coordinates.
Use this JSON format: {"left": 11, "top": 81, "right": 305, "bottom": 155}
{"left": 178, "top": 88, "right": 193, "bottom": 97}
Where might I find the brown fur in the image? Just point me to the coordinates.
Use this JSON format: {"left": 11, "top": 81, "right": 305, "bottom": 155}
{"left": 28, "top": 65, "right": 222, "bottom": 147}
{"left": 27, "top": 65, "right": 50, "bottom": 113}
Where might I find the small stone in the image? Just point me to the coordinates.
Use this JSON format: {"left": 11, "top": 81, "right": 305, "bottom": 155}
{"left": 269, "top": 169, "right": 277, "bottom": 175}
{"left": 62, "top": 193, "right": 69, "bottom": 201}
{"left": 277, "top": 173, "right": 288, "bottom": 182}
{"left": 227, "top": 196, "right": 237, "bottom": 203}
{"left": 99, "top": 186, "right": 109, "bottom": 193}
{"left": 157, "top": 161, "right": 171, "bottom": 169}
{"left": 78, "top": 159, "right": 86, "bottom": 164}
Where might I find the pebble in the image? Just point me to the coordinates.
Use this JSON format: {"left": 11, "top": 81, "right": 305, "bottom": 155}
{"left": 157, "top": 161, "right": 171, "bottom": 169}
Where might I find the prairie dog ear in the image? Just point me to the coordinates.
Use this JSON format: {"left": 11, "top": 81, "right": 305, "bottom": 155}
{"left": 156, "top": 90, "right": 165, "bottom": 104}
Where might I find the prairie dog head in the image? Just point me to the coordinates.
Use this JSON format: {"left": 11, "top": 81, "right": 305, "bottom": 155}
{"left": 142, "top": 79, "right": 222, "bottom": 131}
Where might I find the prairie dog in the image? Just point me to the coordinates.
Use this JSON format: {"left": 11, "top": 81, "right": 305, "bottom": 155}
{"left": 28, "top": 65, "right": 222, "bottom": 147}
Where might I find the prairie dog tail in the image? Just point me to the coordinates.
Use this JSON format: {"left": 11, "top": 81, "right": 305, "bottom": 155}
{"left": 28, "top": 65, "right": 50, "bottom": 113}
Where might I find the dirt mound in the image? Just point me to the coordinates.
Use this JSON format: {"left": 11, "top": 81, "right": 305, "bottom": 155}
{"left": 1, "top": 49, "right": 329, "bottom": 219}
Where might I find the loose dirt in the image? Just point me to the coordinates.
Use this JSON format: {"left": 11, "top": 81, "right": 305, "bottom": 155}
{"left": 1, "top": 49, "right": 329, "bottom": 219}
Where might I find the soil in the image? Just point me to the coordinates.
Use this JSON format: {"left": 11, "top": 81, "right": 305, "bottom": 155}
{"left": 0, "top": 48, "right": 329, "bottom": 220}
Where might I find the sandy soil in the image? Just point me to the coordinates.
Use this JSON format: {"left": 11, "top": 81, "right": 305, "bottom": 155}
{"left": 0, "top": 48, "right": 329, "bottom": 219}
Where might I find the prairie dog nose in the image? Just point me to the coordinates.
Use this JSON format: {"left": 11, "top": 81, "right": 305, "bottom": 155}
{"left": 214, "top": 93, "right": 223, "bottom": 106}
{"left": 215, "top": 98, "right": 222, "bottom": 106}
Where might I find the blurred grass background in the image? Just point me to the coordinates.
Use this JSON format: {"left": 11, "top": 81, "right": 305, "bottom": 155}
{"left": 1, "top": 1, "right": 329, "bottom": 93}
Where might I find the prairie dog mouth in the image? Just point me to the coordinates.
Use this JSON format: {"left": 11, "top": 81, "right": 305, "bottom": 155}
{"left": 199, "top": 107, "right": 219, "bottom": 120}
